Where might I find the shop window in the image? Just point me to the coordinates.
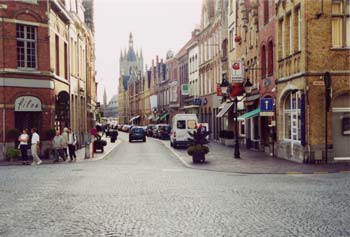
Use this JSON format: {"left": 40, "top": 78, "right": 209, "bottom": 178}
{"left": 239, "top": 120, "right": 245, "bottom": 137}
{"left": 283, "top": 91, "right": 301, "bottom": 142}
{"left": 342, "top": 117, "right": 350, "bottom": 135}
{"left": 16, "top": 24, "right": 37, "bottom": 69}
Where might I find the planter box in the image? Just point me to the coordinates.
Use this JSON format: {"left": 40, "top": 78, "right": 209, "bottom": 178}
{"left": 224, "top": 139, "right": 235, "bottom": 147}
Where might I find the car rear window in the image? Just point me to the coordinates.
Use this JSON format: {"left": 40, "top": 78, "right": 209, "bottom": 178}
{"left": 133, "top": 128, "right": 143, "bottom": 133}
{"left": 177, "top": 120, "right": 186, "bottom": 129}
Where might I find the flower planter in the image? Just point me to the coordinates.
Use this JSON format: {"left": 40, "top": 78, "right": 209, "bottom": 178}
{"left": 192, "top": 151, "right": 205, "bottom": 163}
{"left": 224, "top": 139, "right": 235, "bottom": 147}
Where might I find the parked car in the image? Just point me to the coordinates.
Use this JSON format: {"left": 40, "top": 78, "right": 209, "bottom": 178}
{"left": 118, "top": 124, "right": 124, "bottom": 131}
{"left": 146, "top": 124, "right": 156, "bottom": 137}
{"left": 170, "top": 114, "right": 198, "bottom": 148}
{"left": 157, "top": 124, "right": 171, "bottom": 140}
{"left": 140, "top": 126, "right": 147, "bottom": 133}
{"left": 122, "top": 125, "right": 133, "bottom": 132}
{"left": 129, "top": 127, "right": 146, "bottom": 142}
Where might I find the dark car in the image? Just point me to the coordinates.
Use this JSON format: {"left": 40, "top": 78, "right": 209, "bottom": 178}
{"left": 157, "top": 125, "right": 171, "bottom": 140}
{"left": 146, "top": 124, "right": 156, "bottom": 137}
{"left": 129, "top": 127, "right": 146, "bottom": 142}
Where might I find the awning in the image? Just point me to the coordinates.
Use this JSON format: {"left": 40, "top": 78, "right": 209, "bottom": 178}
{"left": 159, "top": 112, "right": 169, "bottom": 121}
{"left": 153, "top": 116, "right": 159, "bottom": 122}
{"left": 184, "top": 105, "right": 200, "bottom": 109}
{"left": 147, "top": 115, "right": 153, "bottom": 120}
{"left": 129, "top": 115, "right": 141, "bottom": 122}
{"left": 238, "top": 108, "right": 260, "bottom": 120}
{"left": 216, "top": 102, "right": 234, "bottom": 118}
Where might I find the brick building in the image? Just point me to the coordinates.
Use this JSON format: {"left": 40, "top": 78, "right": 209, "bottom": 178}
{"left": 258, "top": 0, "right": 276, "bottom": 154}
{"left": 198, "top": 0, "right": 228, "bottom": 140}
{"left": 0, "top": 0, "right": 96, "bottom": 160}
{"left": 275, "top": 0, "right": 350, "bottom": 162}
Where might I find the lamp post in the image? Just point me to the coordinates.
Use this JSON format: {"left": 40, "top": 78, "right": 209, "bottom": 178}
{"left": 233, "top": 78, "right": 253, "bottom": 159}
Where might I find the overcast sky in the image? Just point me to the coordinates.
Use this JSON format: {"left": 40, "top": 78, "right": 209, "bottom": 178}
{"left": 95, "top": 0, "right": 202, "bottom": 102}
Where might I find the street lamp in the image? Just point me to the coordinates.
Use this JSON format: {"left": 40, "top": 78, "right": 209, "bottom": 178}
{"left": 232, "top": 78, "right": 253, "bottom": 159}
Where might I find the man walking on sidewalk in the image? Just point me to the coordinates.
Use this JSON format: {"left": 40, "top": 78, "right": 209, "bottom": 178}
{"left": 30, "top": 128, "right": 42, "bottom": 165}
{"left": 68, "top": 128, "right": 77, "bottom": 162}
{"left": 52, "top": 130, "right": 65, "bottom": 163}
{"left": 61, "top": 127, "right": 69, "bottom": 160}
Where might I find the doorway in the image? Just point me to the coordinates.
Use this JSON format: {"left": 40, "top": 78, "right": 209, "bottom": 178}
{"left": 332, "top": 93, "right": 350, "bottom": 160}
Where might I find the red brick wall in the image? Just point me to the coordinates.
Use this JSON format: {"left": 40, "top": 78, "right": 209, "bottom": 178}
{"left": 0, "top": 0, "right": 50, "bottom": 71}
{"left": 258, "top": 0, "right": 276, "bottom": 97}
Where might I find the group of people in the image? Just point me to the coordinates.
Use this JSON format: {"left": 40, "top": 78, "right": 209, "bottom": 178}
{"left": 17, "top": 127, "right": 78, "bottom": 165}
{"left": 18, "top": 128, "right": 41, "bottom": 165}
{"left": 52, "top": 127, "right": 77, "bottom": 163}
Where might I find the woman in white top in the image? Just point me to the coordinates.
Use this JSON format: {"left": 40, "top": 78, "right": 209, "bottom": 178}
{"left": 18, "top": 129, "right": 29, "bottom": 165}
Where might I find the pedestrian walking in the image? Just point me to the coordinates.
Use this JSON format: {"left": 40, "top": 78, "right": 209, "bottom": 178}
{"left": 52, "top": 130, "right": 66, "bottom": 163}
{"left": 30, "top": 128, "right": 42, "bottom": 165}
{"left": 61, "top": 127, "right": 69, "bottom": 160}
{"left": 68, "top": 128, "right": 77, "bottom": 161}
{"left": 18, "top": 129, "right": 29, "bottom": 165}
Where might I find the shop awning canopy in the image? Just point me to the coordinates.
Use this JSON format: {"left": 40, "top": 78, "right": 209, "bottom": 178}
{"left": 147, "top": 115, "right": 153, "bottom": 120}
{"left": 159, "top": 112, "right": 169, "bottom": 121}
{"left": 152, "top": 116, "right": 159, "bottom": 122}
{"left": 216, "top": 102, "right": 234, "bottom": 118}
{"left": 129, "top": 115, "right": 141, "bottom": 122}
{"left": 238, "top": 108, "right": 260, "bottom": 120}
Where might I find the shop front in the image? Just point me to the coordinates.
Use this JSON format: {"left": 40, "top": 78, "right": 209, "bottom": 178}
{"left": 15, "top": 96, "right": 42, "bottom": 132}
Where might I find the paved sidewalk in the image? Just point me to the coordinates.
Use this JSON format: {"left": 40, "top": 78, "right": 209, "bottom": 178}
{"left": 0, "top": 138, "right": 121, "bottom": 166}
{"left": 158, "top": 139, "right": 350, "bottom": 174}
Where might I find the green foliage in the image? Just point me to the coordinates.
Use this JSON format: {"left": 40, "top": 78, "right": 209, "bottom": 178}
{"left": 6, "top": 147, "right": 20, "bottom": 161}
{"left": 6, "top": 128, "right": 20, "bottom": 142}
{"left": 46, "top": 128, "right": 56, "bottom": 140}
{"left": 187, "top": 145, "right": 209, "bottom": 156}
{"left": 96, "top": 113, "right": 101, "bottom": 123}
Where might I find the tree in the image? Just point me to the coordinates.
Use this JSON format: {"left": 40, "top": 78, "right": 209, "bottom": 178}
{"left": 187, "top": 124, "right": 210, "bottom": 163}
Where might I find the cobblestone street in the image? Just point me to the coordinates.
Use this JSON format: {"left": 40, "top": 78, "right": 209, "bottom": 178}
{"left": 0, "top": 134, "right": 349, "bottom": 237}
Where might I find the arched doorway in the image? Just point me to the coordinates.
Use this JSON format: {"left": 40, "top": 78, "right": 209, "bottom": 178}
{"left": 332, "top": 93, "right": 350, "bottom": 160}
{"left": 55, "top": 91, "right": 70, "bottom": 131}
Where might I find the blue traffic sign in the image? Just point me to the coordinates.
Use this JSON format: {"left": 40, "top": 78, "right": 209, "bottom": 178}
{"left": 260, "top": 98, "right": 274, "bottom": 112}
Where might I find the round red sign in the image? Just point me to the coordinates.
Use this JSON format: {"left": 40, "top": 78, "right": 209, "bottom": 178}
{"left": 232, "top": 63, "right": 240, "bottom": 70}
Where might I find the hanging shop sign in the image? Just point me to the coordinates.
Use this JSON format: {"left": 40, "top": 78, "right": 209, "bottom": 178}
{"left": 181, "top": 84, "right": 189, "bottom": 95}
{"left": 231, "top": 61, "right": 245, "bottom": 83}
{"left": 15, "top": 96, "right": 42, "bottom": 112}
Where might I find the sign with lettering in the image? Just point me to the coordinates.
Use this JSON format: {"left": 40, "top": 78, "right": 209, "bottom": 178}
{"left": 15, "top": 96, "right": 42, "bottom": 112}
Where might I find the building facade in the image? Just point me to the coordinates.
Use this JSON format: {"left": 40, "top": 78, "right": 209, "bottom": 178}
{"left": 275, "top": 0, "right": 350, "bottom": 162}
{"left": 0, "top": 0, "right": 96, "bottom": 159}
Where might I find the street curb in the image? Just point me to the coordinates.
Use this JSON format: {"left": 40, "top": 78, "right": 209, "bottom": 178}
{"left": 80, "top": 139, "right": 122, "bottom": 163}
{"left": 158, "top": 139, "right": 350, "bottom": 176}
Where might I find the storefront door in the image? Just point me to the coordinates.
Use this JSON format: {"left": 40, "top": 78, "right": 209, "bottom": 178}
{"left": 332, "top": 93, "right": 350, "bottom": 159}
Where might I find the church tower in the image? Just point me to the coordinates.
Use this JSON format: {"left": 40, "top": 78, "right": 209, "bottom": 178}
{"left": 118, "top": 33, "right": 143, "bottom": 123}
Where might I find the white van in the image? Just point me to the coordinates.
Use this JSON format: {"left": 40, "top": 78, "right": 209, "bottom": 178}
{"left": 170, "top": 114, "right": 198, "bottom": 148}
